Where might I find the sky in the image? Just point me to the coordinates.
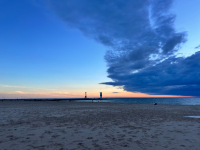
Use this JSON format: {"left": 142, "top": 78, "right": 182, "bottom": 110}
{"left": 0, "top": 0, "right": 200, "bottom": 99}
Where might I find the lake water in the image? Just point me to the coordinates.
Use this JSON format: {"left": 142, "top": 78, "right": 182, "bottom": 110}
{"left": 81, "top": 98, "right": 200, "bottom": 105}
{"left": 2, "top": 97, "right": 200, "bottom": 105}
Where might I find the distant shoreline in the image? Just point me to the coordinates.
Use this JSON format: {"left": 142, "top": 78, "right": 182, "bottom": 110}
{"left": 0, "top": 98, "right": 110, "bottom": 101}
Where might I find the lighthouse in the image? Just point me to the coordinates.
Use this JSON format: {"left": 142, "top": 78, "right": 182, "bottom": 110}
{"left": 100, "top": 92, "right": 102, "bottom": 99}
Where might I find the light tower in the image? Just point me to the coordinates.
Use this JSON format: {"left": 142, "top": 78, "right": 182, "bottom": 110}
{"left": 100, "top": 92, "right": 102, "bottom": 99}
{"left": 85, "top": 92, "right": 87, "bottom": 99}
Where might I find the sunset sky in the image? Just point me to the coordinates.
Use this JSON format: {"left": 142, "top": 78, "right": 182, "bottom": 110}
{"left": 1, "top": 0, "right": 200, "bottom": 99}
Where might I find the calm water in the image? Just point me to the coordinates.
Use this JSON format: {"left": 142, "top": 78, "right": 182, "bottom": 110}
{"left": 81, "top": 98, "right": 200, "bottom": 105}
{"left": 2, "top": 98, "right": 200, "bottom": 105}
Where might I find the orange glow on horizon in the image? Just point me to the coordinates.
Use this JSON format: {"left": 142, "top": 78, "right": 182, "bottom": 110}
{"left": 0, "top": 91, "right": 191, "bottom": 99}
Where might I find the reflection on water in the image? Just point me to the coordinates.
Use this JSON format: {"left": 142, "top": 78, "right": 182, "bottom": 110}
{"left": 184, "top": 116, "right": 200, "bottom": 118}
{"left": 80, "top": 98, "right": 200, "bottom": 105}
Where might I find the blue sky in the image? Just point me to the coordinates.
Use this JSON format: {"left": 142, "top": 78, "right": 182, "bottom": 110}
{"left": 0, "top": 0, "right": 200, "bottom": 98}
{"left": 172, "top": 0, "right": 200, "bottom": 56}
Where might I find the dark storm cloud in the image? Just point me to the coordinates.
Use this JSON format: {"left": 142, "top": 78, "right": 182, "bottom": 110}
{"left": 103, "top": 51, "right": 200, "bottom": 96}
{"left": 46, "top": 0, "right": 200, "bottom": 96}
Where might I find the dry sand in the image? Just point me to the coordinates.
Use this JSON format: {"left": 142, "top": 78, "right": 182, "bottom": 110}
{"left": 0, "top": 101, "right": 200, "bottom": 150}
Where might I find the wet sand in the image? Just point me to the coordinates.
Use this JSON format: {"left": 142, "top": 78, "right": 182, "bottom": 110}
{"left": 0, "top": 101, "right": 200, "bottom": 150}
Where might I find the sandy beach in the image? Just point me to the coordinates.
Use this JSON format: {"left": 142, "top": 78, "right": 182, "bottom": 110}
{"left": 0, "top": 101, "right": 200, "bottom": 150}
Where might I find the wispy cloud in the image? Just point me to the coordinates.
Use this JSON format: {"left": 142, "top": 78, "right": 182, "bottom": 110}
{"left": 195, "top": 45, "right": 200, "bottom": 49}
{"left": 0, "top": 84, "right": 27, "bottom": 88}
{"left": 0, "top": 91, "right": 81, "bottom": 99}
{"left": 15, "top": 91, "right": 25, "bottom": 94}
{"left": 0, "top": 84, "right": 55, "bottom": 91}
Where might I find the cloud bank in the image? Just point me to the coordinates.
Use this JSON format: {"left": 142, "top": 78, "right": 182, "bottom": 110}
{"left": 47, "top": 0, "right": 200, "bottom": 96}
